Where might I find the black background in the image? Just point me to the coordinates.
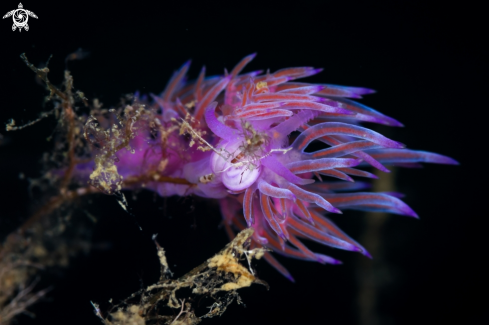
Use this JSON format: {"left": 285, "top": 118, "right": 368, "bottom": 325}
{"left": 0, "top": 1, "right": 486, "bottom": 324}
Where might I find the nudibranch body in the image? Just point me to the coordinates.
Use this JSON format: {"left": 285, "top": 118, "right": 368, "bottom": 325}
{"left": 83, "top": 54, "right": 457, "bottom": 280}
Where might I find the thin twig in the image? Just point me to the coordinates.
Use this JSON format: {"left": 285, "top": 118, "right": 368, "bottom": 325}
{"left": 171, "top": 299, "right": 186, "bottom": 324}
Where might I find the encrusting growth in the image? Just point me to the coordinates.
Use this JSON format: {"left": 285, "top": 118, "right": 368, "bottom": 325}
{"left": 92, "top": 228, "right": 267, "bottom": 325}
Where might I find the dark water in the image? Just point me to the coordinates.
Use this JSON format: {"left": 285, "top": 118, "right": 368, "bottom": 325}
{"left": 0, "top": 2, "right": 485, "bottom": 324}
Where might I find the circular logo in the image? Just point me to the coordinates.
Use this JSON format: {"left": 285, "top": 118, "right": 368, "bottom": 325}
{"left": 13, "top": 9, "right": 28, "bottom": 28}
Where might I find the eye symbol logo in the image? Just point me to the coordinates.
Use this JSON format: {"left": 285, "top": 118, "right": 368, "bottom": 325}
{"left": 3, "top": 3, "right": 38, "bottom": 32}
